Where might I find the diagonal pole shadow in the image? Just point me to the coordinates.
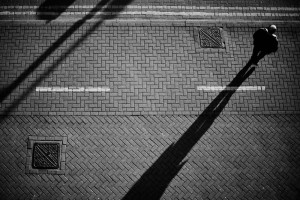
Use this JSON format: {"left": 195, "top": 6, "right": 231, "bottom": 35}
{"left": 0, "top": 0, "right": 134, "bottom": 121}
{"left": 36, "top": 0, "right": 76, "bottom": 22}
{"left": 122, "top": 60, "right": 255, "bottom": 200}
{"left": 0, "top": 0, "right": 110, "bottom": 104}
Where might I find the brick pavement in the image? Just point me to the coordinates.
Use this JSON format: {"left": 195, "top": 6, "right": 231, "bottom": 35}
{"left": 0, "top": 115, "right": 300, "bottom": 199}
{"left": 1, "top": 1, "right": 300, "bottom": 200}
{"left": 0, "top": 22, "right": 300, "bottom": 116}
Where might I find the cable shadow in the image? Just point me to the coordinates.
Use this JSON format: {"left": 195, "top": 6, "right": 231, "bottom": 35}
{"left": 102, "top": 0, "right": 135, "bottom": 19}
{"left": 122, "top": 60, "right": 255, "bottom": 200}
{"left": 0, "top": 0, "right": 133, "bottom": 121}
{"left": 0, "top": 0, "right": 109, "bottom": 104}
{"left": 36, "top": 0, "right": 76, "bottom": 22}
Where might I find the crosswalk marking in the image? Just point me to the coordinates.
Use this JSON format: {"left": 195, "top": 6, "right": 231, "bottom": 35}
{"left": 36, "top": 87, "right": 110, "bottom": 92}
{"left": 197, "top": 86, "right": 266, "bottom": 91}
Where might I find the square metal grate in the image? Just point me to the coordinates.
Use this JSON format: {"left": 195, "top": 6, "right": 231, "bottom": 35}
{"left": 26, "top": 136, "right": 67, "bottom": 174}
{"left": 32, "top": 143, "right": 60, "bottom": 169}
{"left": 199, "top": 27, "right": 223, "bottom": 48}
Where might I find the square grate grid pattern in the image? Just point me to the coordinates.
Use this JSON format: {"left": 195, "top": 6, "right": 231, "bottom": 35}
{"left": 32, "top": 143, "right": 60, "bottom": 169}
{"left": 199, "top": 27, "right": 224, "bottom": 48}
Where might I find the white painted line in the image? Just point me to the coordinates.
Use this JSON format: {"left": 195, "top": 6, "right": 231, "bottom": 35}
{"left": 197, "top": 86, "right": 266, "bottom": 91}
{"left": 36, "top": 87, "right": 110, "bottom": 92}
{"left": 85, "top": 87, "right": 110, "bottom": 92}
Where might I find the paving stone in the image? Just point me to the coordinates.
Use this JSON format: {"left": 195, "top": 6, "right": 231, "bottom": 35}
{"left": 0, "top": 2, "right": 300, "bottom": 199}
{"left": 1, "top": 22, "right": 300, "bottom": 116}
{"left": 0, "top": 115, "right": 299, "bottom": 199}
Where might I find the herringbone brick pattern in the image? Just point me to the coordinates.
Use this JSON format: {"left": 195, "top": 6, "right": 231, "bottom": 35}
{"left": 1, "top": 22, "right": 300, "bottom": 116}
{"left": 0, "top": 115, "right": 299, "bottom": 199}
{"left": 0, "top": 3, "right": 300, "bottom": 199}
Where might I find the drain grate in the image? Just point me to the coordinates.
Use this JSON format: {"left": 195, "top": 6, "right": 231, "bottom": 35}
{"left": 26, "top": 136, "right": 67, "bottom": 174}
{"left": 199, "top": 27, "right": 224, "bottom": 48}
{"left": 32, "top": 143, "right": 60, "bottom": 169}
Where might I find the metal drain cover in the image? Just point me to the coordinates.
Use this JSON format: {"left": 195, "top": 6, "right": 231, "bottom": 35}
{"left": 32, "top": 143, "right": 60, "bottom": 169}
{"left": 199, "top": 27, "right": 223, "bottom": 48}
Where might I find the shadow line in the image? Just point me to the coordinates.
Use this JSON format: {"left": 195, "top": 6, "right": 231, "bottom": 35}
{"left": 0, "top": 0, "right": 133, "bottom": 121}
{"left": 122, "top": 61, "right": 255, "bottom": 200}
{"left": 0, "top": 0, "right": 110, "bottom": 104}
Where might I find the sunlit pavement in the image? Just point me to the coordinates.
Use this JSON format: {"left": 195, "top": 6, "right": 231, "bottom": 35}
{"left": 0, "top": 0, "right": 300, "bottom": 199}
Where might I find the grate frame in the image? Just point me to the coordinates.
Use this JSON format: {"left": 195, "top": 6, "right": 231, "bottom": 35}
{"left": 26, "top": 136, "right": 67, "bottom": 174}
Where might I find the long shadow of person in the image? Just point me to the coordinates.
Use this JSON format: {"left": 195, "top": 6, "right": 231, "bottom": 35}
{"left": 122, "top": 61, "right": 255, "bottom": 200}
{"left": 36, "top": 0, "right": 76, "bottom": 22}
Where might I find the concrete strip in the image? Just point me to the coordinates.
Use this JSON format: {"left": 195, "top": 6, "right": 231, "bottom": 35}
{"left": 1, "top": 10, "right": 299, "bottom": 18}
{"left": 1, "top": 5, "right": 300, "bottom": 11}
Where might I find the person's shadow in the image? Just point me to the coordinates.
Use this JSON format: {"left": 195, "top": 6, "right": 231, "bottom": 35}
{"left": 36, "top": 0, "right": 76, "bottom": 22}
{"left": 122, "top": 61, "right": 255, "bottom": 200}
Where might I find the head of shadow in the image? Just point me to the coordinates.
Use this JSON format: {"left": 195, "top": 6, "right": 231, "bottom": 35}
{"left": 36, "top": 0, "right": 76, "bottom": 22}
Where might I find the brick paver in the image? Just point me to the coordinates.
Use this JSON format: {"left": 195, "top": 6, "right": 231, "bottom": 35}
{"left": 1, "top": 115, "right": 300, "bottom": 199}
{"left": 1, "top": 22, "right": 299, "bottom": 116}
{"left": 0, "top": 1, "right": 300, "bottom": 199}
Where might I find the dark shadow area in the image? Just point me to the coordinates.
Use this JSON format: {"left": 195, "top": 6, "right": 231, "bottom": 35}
{"left": 122, "top": 61, "right": 255, "bottom": 200}
{"left": 0, "top": 0, "right": 133, "bottom": 122}
{"left": 36, "top": 0, "right": 76, "bottom": 22}
{"left": 0, "top": 0, "right": 109, "bottom": 104}
{"left": 102, "top": 0, "right": 135, "bottom": 19}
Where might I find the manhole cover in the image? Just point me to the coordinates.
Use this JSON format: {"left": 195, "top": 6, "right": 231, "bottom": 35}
{"left": 199, "top": 27, "right": 223, "bottom": 48}
{"left": 32, "top": 143, "right": 60, "bottom": 169}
